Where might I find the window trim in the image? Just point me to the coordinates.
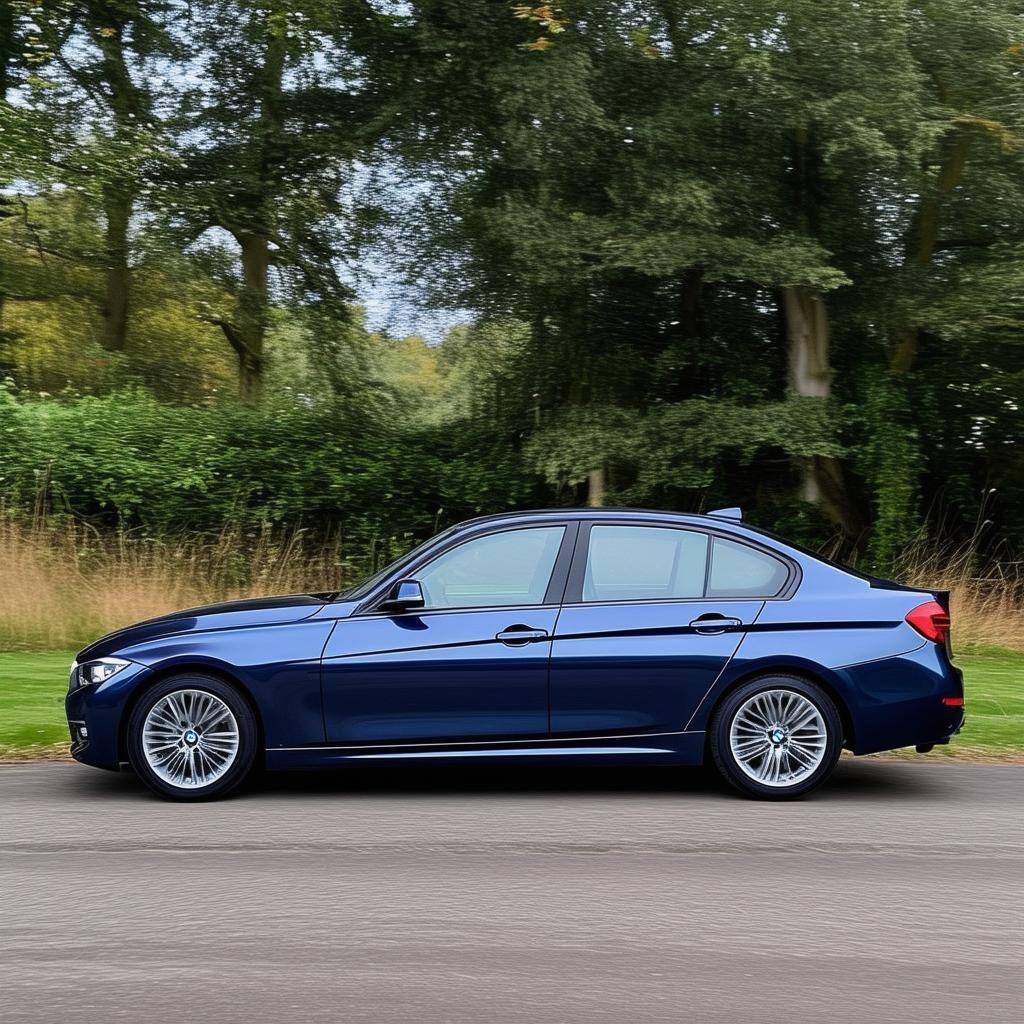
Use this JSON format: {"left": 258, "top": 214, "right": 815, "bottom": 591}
{"left": 356, "top": 521, "right": 580, "bottom": 616}
{"left": 563, "top": 519, "right": 799, "bottom": 606}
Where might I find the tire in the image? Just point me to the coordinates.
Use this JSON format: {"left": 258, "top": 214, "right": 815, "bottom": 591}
{"left": 709, "top": 675, "right": 842, "bottom": 800}
{"left": 126, "top": 674, "right": 258, "bottom": 801}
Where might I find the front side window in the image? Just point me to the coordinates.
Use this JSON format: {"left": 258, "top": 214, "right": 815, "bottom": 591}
{"left": 413, "top": 526, "right": 565, "bottom": 609}
{"left": 583, "top": 526, "right": 709, "bottom": 602}
{"left": 707, "top": 537, "right": 789, "bottom": 598}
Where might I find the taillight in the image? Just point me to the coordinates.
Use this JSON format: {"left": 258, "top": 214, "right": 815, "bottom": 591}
{"left": 906, "top": 600, "right": 951, "bottom": 645}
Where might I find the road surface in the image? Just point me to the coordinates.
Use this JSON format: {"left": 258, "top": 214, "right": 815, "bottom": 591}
{"left": 2, "top": 759, "right": 1023, "bottom": 1023}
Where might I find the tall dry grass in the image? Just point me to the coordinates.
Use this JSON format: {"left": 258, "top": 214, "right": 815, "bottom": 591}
{"left": 2, "top": 517, "right": 1022, "bottom": 653}
{"left": 895, "top": 543, "right": 1024, "bottom": 651}
{"left": 0, "top": 519, "right": 345, "bottom": 651}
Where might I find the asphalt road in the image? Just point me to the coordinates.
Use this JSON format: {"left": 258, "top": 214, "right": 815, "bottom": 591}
{"left": 2, "top": 759, "right": 1023, "bottom": 1024}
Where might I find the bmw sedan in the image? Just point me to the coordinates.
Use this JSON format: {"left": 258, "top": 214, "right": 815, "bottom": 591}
{"left": 66, "top": 508, "right": 964, "bottom": 800}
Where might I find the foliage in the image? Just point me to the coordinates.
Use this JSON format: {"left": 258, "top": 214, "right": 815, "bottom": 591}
{"left": 1, "top": 0, "right": 1023, "bottom": 570}
{"left": 0, "top": 384, "right": 537, "bottom": 575}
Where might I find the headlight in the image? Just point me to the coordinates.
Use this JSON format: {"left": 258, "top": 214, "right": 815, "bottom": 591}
{"left": 69, "top": 657, "right": 131, "bottom": 692}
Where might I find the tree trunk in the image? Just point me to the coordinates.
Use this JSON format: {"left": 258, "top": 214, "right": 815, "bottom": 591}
{"left": 782, "top": 286, "right": 850, "bottom": 526}
{"left": 782, "top": 126, "right": 854, "bottom": 530}
{"left": 784, "top": 286, "right": 830, "bottom": 402}
{"left": 100, "top": 187, "right": 131, "bottom": 351}
{"left": 891, "top": 129, "right": 971, "bottom": 373}
{"left": 234, "top": 232, "right": 269, "bottom": 401}
{"left": 1, "top": 3, "right": 15, "bottom": 344}
{"left": 88, "top": 9, "right": 144, "bottom": 353}
{"left": 586, "top": 468, "right": 605, "bottom": 508}
{"left": 0, "top": 1, "right": 12, "bottom": 98}
{"left": 222, "top": 6, "right": 287, "bottom": 400}
{"left": 678, "top": 267, "right": 703, "bottom": 339}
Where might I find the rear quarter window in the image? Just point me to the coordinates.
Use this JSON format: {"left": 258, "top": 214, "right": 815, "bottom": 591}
{"left": 707, "top": 537, "right": 790, "bottom": 598}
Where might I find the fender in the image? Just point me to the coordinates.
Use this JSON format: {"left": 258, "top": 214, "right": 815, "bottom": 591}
{"left": 685, "top": 645, "right": 859, "bottom": 734}
{"left": 111, "top": 619, "right": 335, "bottom": 748}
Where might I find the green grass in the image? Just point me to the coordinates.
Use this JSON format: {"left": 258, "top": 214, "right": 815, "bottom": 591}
{"left": 1, "top": 647, "right": 1022, "bottom": 760}
{"left": 0, "top": 651, "right": 77, "bottom": 757}
{"left": 941, "top": 646, "right": 1024, "bottom": 756}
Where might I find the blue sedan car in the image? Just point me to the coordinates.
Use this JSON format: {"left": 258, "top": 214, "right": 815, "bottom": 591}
{"left": 66, "top": 508, "right": 964, "bottom": 800}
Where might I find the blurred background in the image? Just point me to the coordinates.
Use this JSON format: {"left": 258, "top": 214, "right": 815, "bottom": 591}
{"left": 1, "top": 0, "right": 1022, "bottom": 654}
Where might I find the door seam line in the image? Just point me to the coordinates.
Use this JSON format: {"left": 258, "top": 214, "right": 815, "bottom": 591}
{"left": 682, "top": 600, "right": 765, "bottom": 731}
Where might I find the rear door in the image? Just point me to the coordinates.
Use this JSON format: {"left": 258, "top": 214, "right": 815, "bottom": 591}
{"left": 549, "top": 523, "right": 790, "bottom": 736}
{"left": 321, "top": 523, "right": 576, "bottom": 745}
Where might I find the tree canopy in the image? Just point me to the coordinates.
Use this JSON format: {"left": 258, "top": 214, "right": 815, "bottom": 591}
{"left": 2, "top": 0, "right": 1022, "bottom": 569}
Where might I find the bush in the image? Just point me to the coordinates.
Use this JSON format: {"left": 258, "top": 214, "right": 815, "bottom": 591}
{"left": 0, "top": 385, "right": 536, "bottom": 580}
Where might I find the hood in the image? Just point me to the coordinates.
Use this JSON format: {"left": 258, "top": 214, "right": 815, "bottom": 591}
{"left": 76, "top": 593, "right": 333, "bottom": 661}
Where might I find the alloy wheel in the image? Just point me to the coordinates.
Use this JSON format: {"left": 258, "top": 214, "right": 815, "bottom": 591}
{"left": 728, "top": 688, "right": 828, "bottom": 788}
{"left": 142, "top": 688, "right": 240, "bottom": 789}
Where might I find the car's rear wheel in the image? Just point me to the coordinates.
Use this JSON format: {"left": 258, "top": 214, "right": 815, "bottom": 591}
{"left": 127, "top": 674, "right": 257, "bottom": 801}
{"left": 709, "top": 675, "right": 842, "bottom": 800}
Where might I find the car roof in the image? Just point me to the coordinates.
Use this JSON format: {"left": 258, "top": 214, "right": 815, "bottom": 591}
{"left": 448, "top": 507, "right": 817, "bottom": 564}
{"left": 452, "top": 507, "right": 743, "bottom": 530}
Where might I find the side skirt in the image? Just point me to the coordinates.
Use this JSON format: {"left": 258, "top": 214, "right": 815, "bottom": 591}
{"left": 265, "top": 730, "right": 705, "bottom": 770}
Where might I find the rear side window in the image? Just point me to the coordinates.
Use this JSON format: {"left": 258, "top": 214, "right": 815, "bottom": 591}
{"left": 583, "top": 526, "right": 709, "bottom": 602}
{"left": 707, "top": 537, "right": 789, "bottom": 598}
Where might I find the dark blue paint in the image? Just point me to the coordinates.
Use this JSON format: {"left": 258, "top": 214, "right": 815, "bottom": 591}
{"left": 321, "top": 607, "right": 558, "bottom": 743}
{"left": 66, "top": 509, "right": 964, "bottom": 772}
{"left": 549, "top": 600, "right": 764, "bottom": 734}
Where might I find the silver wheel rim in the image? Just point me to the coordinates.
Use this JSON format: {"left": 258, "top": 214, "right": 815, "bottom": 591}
{"left": 729, "top": 689, "right": 828, "bottom": 788}
{"left": 142, "top": 689, "right": 239, "bottom": 789}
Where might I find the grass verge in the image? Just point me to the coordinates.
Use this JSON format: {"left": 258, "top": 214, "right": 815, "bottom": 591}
{"left": 0, "top": 651, "right": 77, "bottom": 759}
{"left": 917, "top": 646, "right": 1024, "bottom": 759}
{"left": 1, "top": 647, "right": 1021, "bottom": 762}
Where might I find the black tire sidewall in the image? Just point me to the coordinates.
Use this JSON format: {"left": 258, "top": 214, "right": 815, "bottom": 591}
{"left": 127, "top": 674, "right": 258, "bottom": 801}
{"left": 710, "top": 675, "right": 842, "bottom": 800}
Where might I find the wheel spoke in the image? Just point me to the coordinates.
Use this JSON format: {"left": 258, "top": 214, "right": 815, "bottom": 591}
{"left": 788, "top": 707, "right": 817, "bottom": 732}
{"left": 197, "top": 700, "right": 224, "bottom": 729}
{"left": 742, "top": 741, "right": 761, "bottom": 759}
{"left": 146, "top": 741, "right": 180, "bottom": 754}
{"left": 787, "top": 743, "right": 817, "bottom": 768}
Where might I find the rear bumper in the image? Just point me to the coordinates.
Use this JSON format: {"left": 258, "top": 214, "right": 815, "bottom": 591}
{"left": 843, "top": 642, "right": 965, "bottom": 756}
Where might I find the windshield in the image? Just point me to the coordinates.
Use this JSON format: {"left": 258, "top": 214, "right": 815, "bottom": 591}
{"left": 338, "top": 526, "right": 461, "bottom": 601}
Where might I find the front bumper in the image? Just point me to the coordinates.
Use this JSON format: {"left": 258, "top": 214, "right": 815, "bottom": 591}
{"left": 65, "top": 660, "right": 152, "bottom": 769}
{"left": 67, "top": 719, "right": 90, "bottom": 758}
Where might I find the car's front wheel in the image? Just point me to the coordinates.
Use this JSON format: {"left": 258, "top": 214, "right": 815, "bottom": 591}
{"left": 709, "top": 675, "right": 842, "bottom": 799}
{"left": 127, "top": 674, "right": 258, "bottom": 801}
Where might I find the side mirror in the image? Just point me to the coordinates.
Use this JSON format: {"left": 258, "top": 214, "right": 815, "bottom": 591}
{"left": 378, "top": 578, "right": 425, "bottom": 613}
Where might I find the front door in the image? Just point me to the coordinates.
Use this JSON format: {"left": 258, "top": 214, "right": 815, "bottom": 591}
{"left": 321, "top": 524, "right": 572, "bottom": 744}
{"left": 549, "top": 524, "right": 789, "bottom": 736}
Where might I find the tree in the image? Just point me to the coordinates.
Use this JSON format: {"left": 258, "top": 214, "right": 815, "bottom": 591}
{"left": 167, "top": 0, "right": 407, "bottom": 399}
{"left": 398, "top": 1, "right": 1023, "bottom": 557}
{"left": 23, "top": 0, "right": 179, "bottom": 352}
{"left": 1, "top": 0, "right": 48, "bottom": 347}
{"left": 2, "top": 0, "right": 1023, "bottom": 563}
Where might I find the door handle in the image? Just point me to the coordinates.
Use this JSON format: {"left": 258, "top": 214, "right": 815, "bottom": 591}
{"left": 689, "top": 615, "right": 743, "bottom": 635}
{"left": 496, "top": 626, "right": 549, "bottom": 646}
